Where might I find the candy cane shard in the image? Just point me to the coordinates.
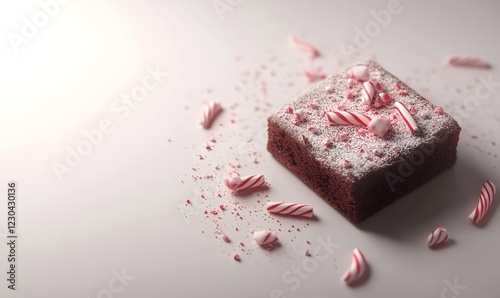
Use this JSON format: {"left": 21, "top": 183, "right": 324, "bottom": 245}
{"left": 289, "top": 36, "right": 320, "bottom": 59}
{"left": 374, "top": 92, "right": 392, "bottom": 108}
{"left": 253, "top": 230, "right": 278, "bottom": 246}
{"left": 326, "top": 111, "right": 390, "bottom": 137}
{"left": 326, "top": 111, "right": 372, "bottom": 127}
{"left": 427, "top": 226, "right": 449, "bottom": 248}
{"left": 224, "top": 171, "right": 266, "bottom": 192}
{"left": 267, "top": 202, "right": 314, "bottom": 218}
{"left": 469, "top": 180, "right": 496, "bottom": 224}
{"left": 446, "top": 55, "right": 492, "bottom": 69}
{"left": 393, "top": 101, "right": 418, "bottom": 133}
{"left": 201, "top": 100, "right": 222, "bottom": 129}
{"left": 341, "top": 248, "right": 367, "bottom": 285}
{"left": 361, "top": 81, "right": 375, "bottom": 106}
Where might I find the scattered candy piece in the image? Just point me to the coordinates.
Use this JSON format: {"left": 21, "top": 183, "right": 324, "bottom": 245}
{"left": 267, "top": 202, "right": 314, "bottom": 218}
{"left": 374, "top": 81, "right": 385, "bottom": 92}
{"left": 393, "top": 101, "right": 418, "bottom": 133}
{"left": 289, "top": 35, "right": 320, "bottom": 59}
{"left": 224, "top": 171, "right": 266, "bottom": 193}
{"left": 469, "top": 180, "right": 496, "bottom": 224}
{"left": 347, "top": 65, "right": 369, "bottom": 82}
{"left": 435, "top": 106, "right": 444, "bottom": 115}
{"left": 374, "top": 93, "right": 392, "bottom": 108}
{"left": 427, "top": 226, "right": 449, "bottom": 248}
{"left": 253, "top": 230, "right": 278, "bottom": 246}
{"left": 366, "top": 117, "right": 390, "bottom": 137}
{"left": 326, "top": 111, "right": 372, "bottom": 127}
{"left": 325, "top": 111, "right": 390, "bottom": 137}
{"left": 222, "top": 234, "right": 230, "bottom": 242}
{"left": 305, "top": 250, "right": 311, "bottom": 257}
{"left": 341, "top": 248, "right": 367, "bottom": 285}
{"left": 201, "top": 100, "right": 222, "bottom": 129}
{"left": 345, "top": 90, "right": 353, "bottom": 99}
{"left": 361, "top": 81, "right": 375, "bottom": 106}
{"left": 446, "top": 55, "right": 491, "bottom": 69}
{"left": 233, "top": 254, "right": 241, "bottom": 261}
{"left": 307, "top": 126, "right": 317, "bottom": 134}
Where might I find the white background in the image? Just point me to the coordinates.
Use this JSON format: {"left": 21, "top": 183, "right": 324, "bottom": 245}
{"left": 1, "top": 1, "right": 500, "bottom": 297}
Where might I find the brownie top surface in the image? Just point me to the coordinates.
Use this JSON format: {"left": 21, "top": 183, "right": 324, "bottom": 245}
{"left": 268, "top": 60, "right": 460, "bottom": 181}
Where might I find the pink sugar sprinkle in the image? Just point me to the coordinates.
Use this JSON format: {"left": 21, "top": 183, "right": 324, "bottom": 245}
{"left": 398, "top": 89, "right": 408, "bottom": 95}
{"left": 284, "top": 105, "right": 293, "bottom": 113}
{"left": 234, "top": 254, "right": 241, "bottom": 261}
{"left": 240, "top": 242, "right": 245, "bottom": 246}
{"left": 305, "top": 250, "right": 311, "bottom": 257}
{"left": 357, "top": 128, "right": 366, "bottom": 135}
{"left": 409, "top": 105, "right": 417, "bottom": 114}
{"left": 435, "top": 106, "right": 444, "bottom": 115}
{"left": 222, "top": 234, "right": 230, "bottom": 242}
{"left": 219, "top": 205, "right": 226, "bottom": 211}
{"left": 308, "top": 126, "right": 317, "bottom": 133}
{"left": 394, "top": 82, "right": 401, "bottom": 90}
{"left": 336, "top": 104, "right": 344, "bottom": 110}
{"left": 210, "top": 210, "right": 218, "bottom": 215}
{"left": 342, "top": 160, "right": 352, "bottom": 168}
{"left": 306, "top": 240, "right": 311, "bottom": 244}
{"left": 345, "top": 90, "right": 353, "bottom": 99}
{"left": 186, "top": 199, "right": 191, "bottom": 204}
{"left": 338, "top": 133, "right": 348, "bottom": 141}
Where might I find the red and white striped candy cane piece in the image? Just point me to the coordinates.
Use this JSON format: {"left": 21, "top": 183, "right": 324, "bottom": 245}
{"left": 446, "top": 55, "right": 491, "bottom": 69}
{"left": 289, "top": 36, "right": 320, "bottom": 59}
{"left": 234, "top": 174, "right": 266, "bottom": 192}
{"left": 341, "top": 248, "right": 367, "bottom": 285}
{"left": 253, "top": 230, "right": 278, "bottom": 246}
{"left": 326, "top": 111, "right": 390, "bottom": 137}
{"left": 374, "top": 92, "right": 392, "bottom": 108}
{"left": 201, "top": 100, "right": 222, "bottom": 129}
{"left": 427, "top": 226, "right": 449, "bottom": 248}
{"left": 469, "top": 180, "right": 496, "bottom": 224}
{"left": 393, "top": 101, "right": 418, "bottom": 133}
{"left": 267, "top": 202, "right": 314, "bottom": 218}
{"left": 325, "top": 111, "right": 372, "bottom": 127}
{"left": 361, "top": 80, "right": 376, "bottom": 106}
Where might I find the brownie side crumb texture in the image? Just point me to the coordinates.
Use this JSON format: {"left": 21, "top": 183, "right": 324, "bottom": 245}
{"left": 267, "top": 60, "right": 461, "bottom": 223}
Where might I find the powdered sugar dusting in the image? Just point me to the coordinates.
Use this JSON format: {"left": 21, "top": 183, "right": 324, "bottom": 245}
{"left": 268, "top": 60, "right": 460, "bottom": 180}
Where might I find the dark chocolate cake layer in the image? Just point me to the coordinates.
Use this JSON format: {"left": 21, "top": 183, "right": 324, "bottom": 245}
{"left": 267, "top": 60, "right": 461, "bottom": 223}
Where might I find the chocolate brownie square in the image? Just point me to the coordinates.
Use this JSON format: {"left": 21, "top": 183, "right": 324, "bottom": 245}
{"left": 267, "top": 60, "right": 461, "bottom": 223}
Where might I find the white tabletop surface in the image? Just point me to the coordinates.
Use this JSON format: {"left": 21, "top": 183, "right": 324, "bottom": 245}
{"left": 1, "top": 1, "right": 500, "bottom": 297}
